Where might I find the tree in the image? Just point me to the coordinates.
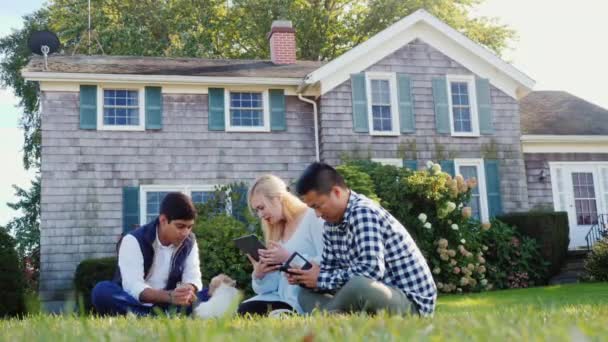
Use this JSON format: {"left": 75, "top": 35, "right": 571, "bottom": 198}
{"left": 0, "top": 0, "right": 515, "bottom": 288}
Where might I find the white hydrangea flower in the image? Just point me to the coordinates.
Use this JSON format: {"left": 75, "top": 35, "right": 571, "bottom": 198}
{"left": 451, "top": 224, "right": 459, "bottom": 231}
{"left": 446, "top": 202, "right": 456, "bottom": 212}
{"left": 424, "top": 222, "right": 432, "bottom": 229}
{"left": 426, "top": 160, "right": 434, "bottom": 169}
{"left": 460, "top": 239, "right": 466, "bottom": 244}
{"left": 431, "top": 163, "right": 442, "bottom": 174}
{"left": 418, "top": 213, "right": 427, "bottom": 223}
{"left": 480, "top": 279, "right": 488, "bottom": 286}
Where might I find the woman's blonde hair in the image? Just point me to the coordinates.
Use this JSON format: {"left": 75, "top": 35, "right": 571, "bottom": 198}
{"left": 247, "top": 174, "right": 308, "bottom": 243}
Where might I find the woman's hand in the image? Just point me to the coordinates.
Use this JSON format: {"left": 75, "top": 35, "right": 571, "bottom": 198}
{"left": 247, "top": 254, "right": 280, "bottom": 279}
{"left": 258, "top": 241, "right": 290, "bottom": 265}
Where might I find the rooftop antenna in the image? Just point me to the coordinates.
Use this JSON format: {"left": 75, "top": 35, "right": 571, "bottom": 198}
{"left": 28, "top": 30, "right": 60, "bottom": 71}
{"left": 72, "top": 0, "right": 105, "bottom": 55}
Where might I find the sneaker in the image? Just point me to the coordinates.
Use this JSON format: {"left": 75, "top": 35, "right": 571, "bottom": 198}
{"left": 268, "top": 308, "right": 294, "bottom": 318}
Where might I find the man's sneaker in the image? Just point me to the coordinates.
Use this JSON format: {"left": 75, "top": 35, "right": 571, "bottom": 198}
{"left": 268, "top": 308, "right": 294, "bottom": 318}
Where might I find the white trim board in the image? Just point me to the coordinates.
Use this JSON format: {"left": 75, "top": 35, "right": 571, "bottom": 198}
{"left": 303, "top": 9, "right": 535, "bottom": 99}
{"left": 522, "top": 135, "right": 608, "bottom": 153}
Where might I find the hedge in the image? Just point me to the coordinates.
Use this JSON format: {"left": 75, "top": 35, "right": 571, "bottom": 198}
{"left": 497, "top": 211, "right": 569, "bottom": 279}
{"left": 73, "top": 257, "right": 117, "bottom": 312}
{"left": 0, "top": 228, "right": 26, "bottom": 317}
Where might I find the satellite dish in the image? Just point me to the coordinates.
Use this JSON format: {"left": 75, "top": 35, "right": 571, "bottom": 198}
{"left": 28, "top": 30, "right": 60, "bottom": 70}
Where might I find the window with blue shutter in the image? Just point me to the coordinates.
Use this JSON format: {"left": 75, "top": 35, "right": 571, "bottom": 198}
{"left": 269, "top": 89, "right": 286, "bottom": 131}
{"left": 432, "top": 77, "right": 450, "bottom": 134}
{"left": 80, "top": 85, "right": 97, "bottom": 130}
{"left": 484, "top": 159, "right": 503, "bottom": 217}
{"left": 476, "top": 78, "right": 493, "bottom": 134}
{"left": 123, "top": 186, "right": 140, "bottom": 233}
{"left": 403, "top": 160, "right": 418, "bottom": 170}
{"left": 351, "top": 73, "right": 369, "bottom": 133}
{"left": 397, "top": 74, "right": 415, "bottom": 133}
{"left": 145, "top": 86, "right": 162, "bottom": 130}
{"left": 208, "top": 88, "right": 225, "bottom": 131}
{"left": 439, "top": 160, "right": 455, "bottom": 177}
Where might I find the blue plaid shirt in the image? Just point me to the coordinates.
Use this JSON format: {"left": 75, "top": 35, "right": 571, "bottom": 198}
{"left": 317, "top": 191, "right": 437, "bottom": 316}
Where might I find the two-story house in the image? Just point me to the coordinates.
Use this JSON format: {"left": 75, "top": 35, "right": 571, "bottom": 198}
{"left": 23, "top": 9, "right": 606, "bottom": 309}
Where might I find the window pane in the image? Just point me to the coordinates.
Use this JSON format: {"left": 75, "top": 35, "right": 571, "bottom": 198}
{"left": 146, "top": 191, "right": 169, "bottom": 223}
{"left": 372, "top": 105, "right": 392, "bottom": 131}
{"left": 230, "top": 92, "right": 264, "bottom": 127}
{"left": 192, "top": 191, "right": 215, "bottom": 205}
{"left": 103, "top": 89, "right": 140, "bottom": 126}
{"left": 371, "top": 79, "right": 390, "bottom": 104}
{"left": 459, "top": 165, "right": 481, "bottom": 220}
{"left": 450, "top": 81, "right": 472, "bottom": 133}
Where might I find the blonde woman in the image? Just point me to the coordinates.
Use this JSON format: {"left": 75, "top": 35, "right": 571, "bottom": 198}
{"left": 237, "top": 174, "right": 325, "bottom": 316}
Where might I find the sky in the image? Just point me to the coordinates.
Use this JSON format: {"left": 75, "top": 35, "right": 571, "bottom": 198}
{"left": 0, "top": 0, "right": 607, "bottom": 226}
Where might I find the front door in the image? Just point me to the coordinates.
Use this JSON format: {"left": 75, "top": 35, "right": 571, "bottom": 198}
{"left": 550, "top": 163, "right": 608, "bottom": 249}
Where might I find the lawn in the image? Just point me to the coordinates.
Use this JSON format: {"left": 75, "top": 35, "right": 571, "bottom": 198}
{"left": 1, "top": 283, "right": 607, "bottom": 341}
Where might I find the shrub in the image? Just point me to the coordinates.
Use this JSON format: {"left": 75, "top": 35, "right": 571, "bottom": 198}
{"left": 497, "top": 211, "right": 569, "bottom": 279}
{"left": 585, "top": 237, "right": 608, "bottom": 282}
{"left": 73, "top": 257, "right": 117, "bottom": 312}
{"left": 480, "top": 220, "right": 548, "bottom": 289}
{"left": 334, "top": 164, "right": 380, "bottom": 202}
{"left": 0, "top": 228, "right": 26, "bottom": 317}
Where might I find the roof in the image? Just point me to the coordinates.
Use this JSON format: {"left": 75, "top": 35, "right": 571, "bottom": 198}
{"left": 520, "top": 91, "right": 608, "bottom": 135}
{"left": 23, "top": 55, "right": 325, "bottom": 79}
{"left": 302, "top": 9, "right": 535, "bottom": 99}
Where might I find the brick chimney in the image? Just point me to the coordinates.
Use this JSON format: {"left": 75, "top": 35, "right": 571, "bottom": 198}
{"left": 267, "top": 20, "right": 296, "bottom": 65}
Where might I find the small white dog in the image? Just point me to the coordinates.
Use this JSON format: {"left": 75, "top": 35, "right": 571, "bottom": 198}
{"left": 194, "top": 274, "right": 241, "bottom": 319}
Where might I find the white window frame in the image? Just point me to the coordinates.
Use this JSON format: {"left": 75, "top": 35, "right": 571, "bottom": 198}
{"left": 372, "top": 158, "right": 403, "bottom": 167}
{"left": 97, "top": 84, "right": 146, "bottom": 131}
{"left": 365, "top": 72, "right": 400, "bottom": 136}
{"left": 454, "top": 158, "right": 489, "bottom": 223}
{"left": 139, "top": 184, "right": 219, "bottom": 225}
{"left": 225, "top": 88, "right": 270, "bottom": 132}
{"left": 446, "top": 75, "right": 479, "bottom": 137}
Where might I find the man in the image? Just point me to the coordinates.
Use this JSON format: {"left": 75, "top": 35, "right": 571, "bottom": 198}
{"left": 286, "top": 162, "right": 437, "bottom": 316}
{"left": 92, "top": 192, "right": 230, "bottom": 316}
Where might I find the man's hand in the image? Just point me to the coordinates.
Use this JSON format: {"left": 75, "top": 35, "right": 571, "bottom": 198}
{"left": 285, "top": 262, "right": 320, "bottom": 289}
{"left": 209, "top": 274, "right": 236, "bottom": 296}
{"left": 170, "top": 284, "right": 196, "bottom": 306}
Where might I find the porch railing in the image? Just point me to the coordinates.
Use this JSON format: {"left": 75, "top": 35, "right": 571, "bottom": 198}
{"left": 586, "top": 214, "right": 608, "bottom": 250}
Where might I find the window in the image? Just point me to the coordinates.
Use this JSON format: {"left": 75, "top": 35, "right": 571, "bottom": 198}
{"left": 139, "top": 185, "right": 219, "bottom": 225}
{"left": 454, "top": 159, "right": 488, "bottom": 222}
{"left": 366, "top": 73, "right": 399, "bottom": 136}
{"left": 446, "top": 75, "right": 479, "bottom": 136}
{"left": 225, "top": 90, "right": 270, "bottom": 132}
{"left": 98, "top": 86, "right": 145, "bottom": 131}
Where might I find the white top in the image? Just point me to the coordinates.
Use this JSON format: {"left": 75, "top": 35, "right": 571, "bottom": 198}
{"left": 245, "top": 208, "right": 325, "bottom": 313}
{"left": 118, "top": 228, "right": 203, "bottom": 302}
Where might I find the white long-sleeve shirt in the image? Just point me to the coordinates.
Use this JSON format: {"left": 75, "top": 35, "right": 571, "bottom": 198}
{"left": 244, "top": 208, "right": 325, "bottom": 313}
{"left": 118, "top": 229, "right": 203, "bottom": 302}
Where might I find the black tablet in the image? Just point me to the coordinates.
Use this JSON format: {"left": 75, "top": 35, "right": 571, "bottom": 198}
{"left": 279, "top": 252, "right": 312, "bottom": 275}
{"left": 233, "top": 234, "right": 266, "bottom": 262}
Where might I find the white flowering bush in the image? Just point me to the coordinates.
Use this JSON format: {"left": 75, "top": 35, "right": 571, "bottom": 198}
{"left": 340, "top": 160, "right": 546, "bottom": 293}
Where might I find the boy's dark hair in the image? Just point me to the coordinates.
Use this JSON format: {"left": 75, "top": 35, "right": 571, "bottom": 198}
{"left": 295, "top": 162, "right": 347, "bottom": 196}
{"left": 160, "top": 192, "right": 197, "bottom": 222}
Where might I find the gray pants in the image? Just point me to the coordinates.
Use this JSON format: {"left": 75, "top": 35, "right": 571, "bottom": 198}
{"left": 299, "top": 276, "right": 418, "bottom": 315}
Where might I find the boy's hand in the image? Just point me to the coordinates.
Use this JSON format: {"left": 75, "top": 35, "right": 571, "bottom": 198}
{"left": 171, "top": 285, "right": 196, "bottom": 306}
{"left": 285, "top": 262, "right": 320, "bottom": 288}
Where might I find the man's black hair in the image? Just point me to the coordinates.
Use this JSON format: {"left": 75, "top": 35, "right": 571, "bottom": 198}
{"left": 295, "top": 162, "right": 347, "bottom": 196}
{"left": 160, "top": 192, "right": 197, "bottom": 222}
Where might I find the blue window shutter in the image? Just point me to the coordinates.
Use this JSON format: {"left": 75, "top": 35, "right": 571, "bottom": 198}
{"left": 484, "top": 159, "right": 503, "bottom": 217}
{"left": 440, "top": 160, "right": 455, "bottom": 177}
{"left": 403, "top": 160, "right": 418, "bottom": 170}
{"left": 350, "top": 74, "right": 369, "bottom": 133}
{"left": 80, "top": 85, "right": 97, "bottom": 130}
{"left": 432, "top": 77, "right": 450, "bottom": 134}
{"left": 123, "top": 186, "right": 140, "bottom": 234}
{"left": 208, "top": 88, "right": 225, "bottom": 131}
{"left": 145, "top": 86, "right": 163, "bottom": 130}
{"left": 476, "top": 78, "right": 493, "bottom": 134}
{"left": 269, "top": 89, "right": 286, "bottom": 131}
{"left": 397, "top": 74, "right": 415, "bottom": 133}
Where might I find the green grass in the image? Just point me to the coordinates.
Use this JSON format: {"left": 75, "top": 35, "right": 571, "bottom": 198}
{"left": 1, "top": 283, "right": 607, "bottom": 341}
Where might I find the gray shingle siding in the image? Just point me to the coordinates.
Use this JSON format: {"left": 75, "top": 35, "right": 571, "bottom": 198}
{"left": 39, "top": 91, "right": 315, "bottom": 301}
{"left": 319, "top": 39, "right": 529, "bottom": 213}
{"left": 524, "top": 153, "right": 608, "bottom": 210}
